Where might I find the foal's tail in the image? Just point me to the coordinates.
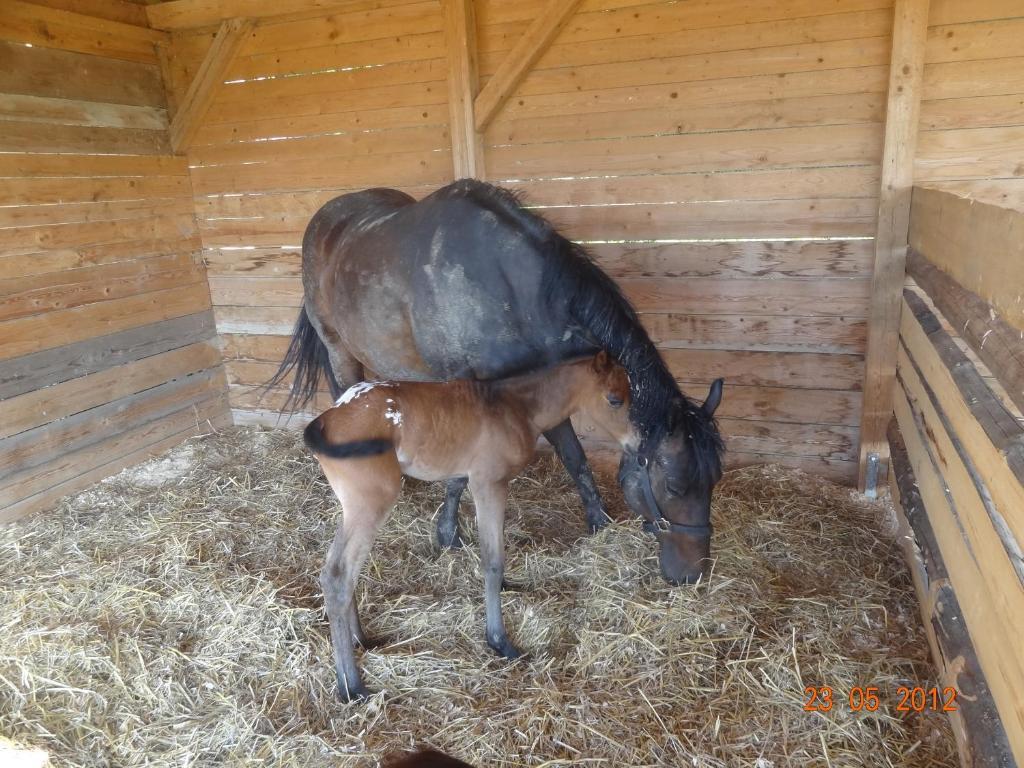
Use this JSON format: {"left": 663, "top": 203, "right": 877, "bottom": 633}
{"left": 264, "top": 306, "right": 342, "bottom": 412}
{"left": 303, "top": 417, "right": 391, "bottom": 460}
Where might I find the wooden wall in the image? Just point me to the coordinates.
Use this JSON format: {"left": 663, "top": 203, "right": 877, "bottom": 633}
{"left": 0, "top": 2, "right": 230, "bottom": 523}
{"left": 161, "top": 0, "right": 903, "bottom": 484}
{"left": 891, "top": 187, "right": 1024, "bottom": 766}
{"left": 916, "top": 0, "right": 1024, "bottom": 207}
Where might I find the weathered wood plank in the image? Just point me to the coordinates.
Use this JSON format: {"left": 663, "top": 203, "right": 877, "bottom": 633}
{"left": 25, "top": 0, "right": 148, "bottom": 26}
{"left": 0, "top": 153, "right": 188, "bottom": 178}
{"left": 0, "top": 342, "right": 223, "bottom": 441}
{"left": 0, "top": 311, "right": 216, "bottom": 401}
{"left": 0, "top": 175, "right": 190, "bottom": 207}
{"left": 0, "top": 93, "right": 167, "bottom": 130}
{"left": 857, "top": 0, "right": 930, "bottom": 492}
{"left": 0, "top": 394, "right": 231, "bottom": 521}
{"left": 0, "top": 40, "right": 165, "bottom": 107}
{"left": 0, "top": 121, "right": 170, "bottom": 155}
{"left": 0, "top": 281, "right": 211, "bottom": 362}
{"left": 147, "top": 0, "right": 422, "bottom": 30}
{"left": 0, "top": 237, "right": 201, "bottom": 280}
{"left": 887, "top": 421, "right": 1016, "bottom": 768}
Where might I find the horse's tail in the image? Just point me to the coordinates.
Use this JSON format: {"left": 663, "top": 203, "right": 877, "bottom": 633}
{"left": 264, "top": 306, "right": 342, "bottom": 412}
{"left": 302, "top": 417, "right": 391, "bottom": 460}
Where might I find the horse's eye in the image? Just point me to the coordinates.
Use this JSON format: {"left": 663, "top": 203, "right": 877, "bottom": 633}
{"left": 606, "top": 394, "right": 624, "bottom": 408}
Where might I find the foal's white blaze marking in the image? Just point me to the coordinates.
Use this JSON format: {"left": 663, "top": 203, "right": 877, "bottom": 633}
{"left": 335, "top": 380, "right": 388, "bottom": 405}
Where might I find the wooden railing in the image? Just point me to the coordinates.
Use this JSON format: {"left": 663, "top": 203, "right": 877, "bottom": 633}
{"left": 889, "top": 185, "right": 1024, "bottom": 767}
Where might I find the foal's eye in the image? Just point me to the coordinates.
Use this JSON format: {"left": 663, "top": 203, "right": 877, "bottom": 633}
{"left": 606, "top": 394, "right": 624, "bottom": 408}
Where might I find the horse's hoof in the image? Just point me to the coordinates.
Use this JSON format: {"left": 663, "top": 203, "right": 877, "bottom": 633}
{"left": 488, "top": 637, "right": 525, "bottom": 660}
{"left": 437, "top": 528, "right": 464, "bottom": 550}
{"left": 336, "top": 683, "right": 373, "bottom": 702}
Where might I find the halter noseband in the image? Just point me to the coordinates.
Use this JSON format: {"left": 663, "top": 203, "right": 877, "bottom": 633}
{"left": 631, "top": 452, "right": 713, "bottom": 539}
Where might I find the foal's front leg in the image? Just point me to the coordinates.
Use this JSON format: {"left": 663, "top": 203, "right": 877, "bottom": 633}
{"left": 543, "top": 418, "right": 610, "bottom": 533}
{"left": 469, "top": 477, "right": 523, "bottom": 659}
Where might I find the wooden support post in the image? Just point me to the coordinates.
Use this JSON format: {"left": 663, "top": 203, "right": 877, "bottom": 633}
{"left": 443, "top": 0, "right": 484, "bottom": 179}
{"left": 857, "top": 0, "right": 930, "bottom": 493}
{"left": 168, "top": 17, "right": 253, "bottom": 154}
{"left": 473, "top": 0, "right": 580, "bottom": 132}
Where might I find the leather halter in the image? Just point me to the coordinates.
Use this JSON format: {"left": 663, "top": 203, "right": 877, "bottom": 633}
{"left": 627, "top": 451, "right": 713, "bottom": 539}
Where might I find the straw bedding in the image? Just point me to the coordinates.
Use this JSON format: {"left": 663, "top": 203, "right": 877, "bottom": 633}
{"left": 1, "top": 426, "right": 955, "bottom": 767}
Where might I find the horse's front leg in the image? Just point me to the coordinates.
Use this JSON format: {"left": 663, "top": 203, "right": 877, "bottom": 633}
{"left": 469, "top": 477, "right": 523, "bottom": 660}
{"left": 543, "top": 418, "right": 610, "bottom": 532}
{"left": 436, "top": 476, "right": 468, "bottom": 549}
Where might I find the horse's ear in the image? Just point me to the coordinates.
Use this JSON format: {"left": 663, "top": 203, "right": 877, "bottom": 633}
{"left": 703, "top": 378, "right": 724, "bottom": 416}
{"left": 592, "top": 349, "right": 611, "bottom": 373}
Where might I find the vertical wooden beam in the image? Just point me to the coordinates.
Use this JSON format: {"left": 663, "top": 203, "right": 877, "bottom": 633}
{"left": 857, "top": 0, "right": 930, "bottom": 493}
{"left": 169, "top": 17, "right": 253, "bottom": 153}
{"left": 473, "top": 0, "right": 581, "bottom": 132}
{"left": 443, "top": 0, "right": 484, "bottom": 179}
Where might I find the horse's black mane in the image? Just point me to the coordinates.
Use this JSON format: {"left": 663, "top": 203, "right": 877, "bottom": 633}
{"left": 447, "top": 180, "right": 724, "bottom": 485}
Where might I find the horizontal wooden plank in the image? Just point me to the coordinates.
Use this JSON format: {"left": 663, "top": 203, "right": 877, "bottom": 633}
{"left": 900, "top": 295, "right": 1024, "bottom": 545}
{"left": 925, "top": 16, "right": 1024, "bottom": 65}
{"left": 487, "top": 125, "right": 883, "bottom": 179}
{"left": 228, "top": 30, "right": 444, "bottom": 82}
{"left": 0, "top": 153, "right": 188, "bottom": 178}
{"left": 0, "top": 236, "right": 202, "bottom": 279}
{"left": 486, "top": 92, "right": 885, "bottom": 146}
{"left": 188, "top": 123, "right": 449, "bottom": 167}
{"left": 0, "top": 253, "right": 200, "bottom": 323}
{"left": 542, "top": 198, "right": 876, "bottom": 239}
{"left": 148, "top": 0, "right": 425, "bottom": 29}
{"left": 920, "top": 93, "right": 1024, "bottom": 132}
{"left": 213, "top": 305, "right": 298, "bottom": 335}
{"left": 505, "top": 37, "right": 890, "bottom": 100}
{"left": 0, "top": 174, "right": 190, "bottom": 207}
{"left": 0, "top": 214, "right": 197, "bottom": 254}
{"left": 915, "top": 126, "right": 1024, "bottom": 182}
{"left": 0, "top": 342, "right": 223, "bottom": 441}
{"left": 922, "top": 56, "right": 1024, "bottom": 101}
{"left": 480, "top": 8, "right": 893, "bottom": 76}
{"left": 641, "top": 314, "right": 867, "bottom": 355}
{"left": 0, "top": 93, "right": 167, "bottom": 130}
{"left": 188, "top": 148, "right": 451, "bottom": 195}
{"left": 928, "top": 0, "right": 1024, "bottom": 25}
{"left": 909, "top": 186, "right": 1024, "bottom": 331}
{"left": 920, "top": 178, "right": 1024, "bottom": 212}
{"left": 492, "top": 65, "right": 890, "bottom": 124}
{"left": 193, "top": 103, "right": 446, "bottom": 146}
{"left": 26, "top": 0, "right": 149, "bottom": 26}
{"left": 0, "top": 394, "right": 231, "bottom": 520}
{"left": 0, "top": 196, "right": 193, "bottom": 229}
{"left": 892, "top": 381, "right": 1024, "bottom": 764}
{"left": 0, "top": 40, "right": 165, "bottom": 107}
{"left": 0, "top": 121, "right": 170, "bottom": 155}
{"left": 0, "top": 311, "right": 215, "bottom": 400}
{"left": 0, "top": 0, "right": 167, "bottom": 63}
{"left": 0, "top": 281, "right": 212, "bottom": 361}
{"left": 0, "top": 368, "right": 224, "bottom": 479}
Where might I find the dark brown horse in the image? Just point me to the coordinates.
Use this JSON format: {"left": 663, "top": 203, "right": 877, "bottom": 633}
{"left": 304, "top": 353, "right": 637, "bottom": 699}
{"left": 270, "top": 179, "right": 724, "bottom": 585}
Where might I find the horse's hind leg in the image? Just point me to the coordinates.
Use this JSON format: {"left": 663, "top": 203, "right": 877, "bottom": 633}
{"left": 469, "top": 477, "right": 523, "bottom": 660}
{"left": 436, "top": 476, "right": 468, "bottom": 549}
{"left": 543, "top": 418, "right": 610, "bottom": 533}
{"left": 318, "top": 456, "right": 400, "bottom": 701}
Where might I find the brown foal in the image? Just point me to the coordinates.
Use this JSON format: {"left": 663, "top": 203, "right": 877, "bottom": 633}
{"left": 303, "top": 352, "right": 638, "bottom": 700}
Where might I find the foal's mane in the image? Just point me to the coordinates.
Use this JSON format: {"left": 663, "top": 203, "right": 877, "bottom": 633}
{"left": 446, "top": 180, "right": 724, "bottom": 484}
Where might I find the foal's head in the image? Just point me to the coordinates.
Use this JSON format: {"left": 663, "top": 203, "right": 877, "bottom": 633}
{"left": 578, "top": 351, "right": 638, "bottom": 450}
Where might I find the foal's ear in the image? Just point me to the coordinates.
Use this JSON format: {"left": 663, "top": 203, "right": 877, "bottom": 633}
{"left": 703, "top": 378, "right": 724, "bottom": 416}
{"left": 592, "top": 349, "right": 612, "bottom": 373}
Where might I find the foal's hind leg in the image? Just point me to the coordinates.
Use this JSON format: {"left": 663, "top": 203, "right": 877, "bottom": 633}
{"left": 319, "top": 456, "right": 400, "bottom": 701}
{"left": 543, "top": 418, "right": 610, "bottom": 532}
{"left": 436, "top": 476, "right": 468, "bottom": 549}
{"left": 469, "top": 477, "right": 523, "bottom": 660}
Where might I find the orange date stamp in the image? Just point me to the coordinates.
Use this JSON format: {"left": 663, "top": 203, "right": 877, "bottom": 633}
{"left": 803, "top": 686, "right": 958, "bottom": 713}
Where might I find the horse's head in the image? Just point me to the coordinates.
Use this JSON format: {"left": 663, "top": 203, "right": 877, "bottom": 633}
{"left": 580, "top": 351, "right": 640, "bottom": 451}
{"left": 619, "top": 379, "right": 724, "bottom": 585}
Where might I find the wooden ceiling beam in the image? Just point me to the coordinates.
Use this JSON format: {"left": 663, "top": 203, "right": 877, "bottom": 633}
{"left": 472, "top": 0, "right": 580, "bottom": 132}
{"left": 168, "top": 16, "right": 253, "bottom": 153}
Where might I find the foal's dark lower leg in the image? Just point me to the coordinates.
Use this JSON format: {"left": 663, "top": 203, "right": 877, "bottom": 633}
{"left": 436, "top": 476, "right": 468, "bottom": 549}
{"left": 543, "top": 419, "right": 609, "bottom": 532}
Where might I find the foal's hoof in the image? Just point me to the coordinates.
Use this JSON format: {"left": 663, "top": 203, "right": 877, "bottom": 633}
{"left": 488, "top": 637, "right": 525, "bottom": 660}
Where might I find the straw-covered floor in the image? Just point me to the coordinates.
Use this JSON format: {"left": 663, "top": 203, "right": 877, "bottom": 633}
{"left": 1, "top": 427, "right": 954, "bottom": 767}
